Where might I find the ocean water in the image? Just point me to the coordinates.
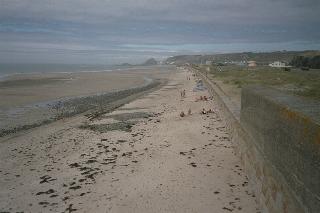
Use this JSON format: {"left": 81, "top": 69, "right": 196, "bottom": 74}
{"left": 0, "top": 63, "right": 123, "bottom": 79}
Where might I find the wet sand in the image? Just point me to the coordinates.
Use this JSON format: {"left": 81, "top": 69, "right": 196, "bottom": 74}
{"left": 0, "top": 67, "right": 260, "bottom": 212}
{"left": 0, "top": 66, "right": 174, "bottom": 134}
{"left": 0, "top": 66, "right": 172, "bottom": 109}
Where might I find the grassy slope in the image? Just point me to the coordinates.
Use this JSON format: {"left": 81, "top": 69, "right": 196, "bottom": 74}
{"left": 167, "top": 50, "right": 320, "bottom": 65}
{"left": 197, "top": 65, "right": 320, "bottom": 100}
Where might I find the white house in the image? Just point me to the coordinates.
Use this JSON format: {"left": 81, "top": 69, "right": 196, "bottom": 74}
{"left": 248, "top": 61, "right": 257, "bottom": 67}
{"left": 269, "top": 61, "right": 287, "bottom": 68}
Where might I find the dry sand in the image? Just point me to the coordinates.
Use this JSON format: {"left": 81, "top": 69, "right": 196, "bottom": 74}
{"left": 0, "top": 68, "right": 260, "bottom": 212}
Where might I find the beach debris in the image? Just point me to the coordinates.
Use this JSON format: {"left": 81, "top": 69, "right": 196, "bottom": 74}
{"left": 36, "top": 189, "right": 55, "bottom": 195}
{"left": 79, "top": 121, "right": 137, "bottom": 133}
{"left": 69, "top": 185, "right": 81, "bottom": 190}
{"left": 39, "top": 175, "right": 57, "bottom": 184}
{"left": 69, "top": 163, "right": 81, "bottom": 168}
{"left": 65, "top": 204, "right": 77, "bottom": 213}
{"left": 39, "top": 201, "right": 50, "bottom": 206}
{"left": 103, "top": 112, "right": 152, "bottom": 122}
{"left": 222, "top": 207, "right": 233, "bottom": 212}
{"left": 189, "top": 162, "right": 197, "bottom": 167}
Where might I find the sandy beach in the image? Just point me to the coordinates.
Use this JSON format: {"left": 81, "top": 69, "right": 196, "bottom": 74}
{"left": 0, "top": 66, "right": 173, "bottom": 109}
{"left": 0, "top": 66, "right": 173, "bottom": 135}
{"left": 0, "top": 67, "right": 259, "bottom": 212}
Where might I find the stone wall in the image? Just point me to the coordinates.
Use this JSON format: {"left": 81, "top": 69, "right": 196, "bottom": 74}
{"left": 196, "top": 70, "right": 320, "bottom": 213}
{"left": 241, "top": 86, "right": 320, "bottom": 213}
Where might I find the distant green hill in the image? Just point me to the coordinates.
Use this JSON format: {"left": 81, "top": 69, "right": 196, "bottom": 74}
{"left": 165, "top": 50, "right": 320, "bottom": 65}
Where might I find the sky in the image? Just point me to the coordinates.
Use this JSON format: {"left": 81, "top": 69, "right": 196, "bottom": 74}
{"left": 0, "top": 0, "right": 319, "bottom": 64}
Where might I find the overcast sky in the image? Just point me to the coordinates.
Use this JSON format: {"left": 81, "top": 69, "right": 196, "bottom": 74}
{"left": 0, "top": 0, "right": 319, "bottom": 64}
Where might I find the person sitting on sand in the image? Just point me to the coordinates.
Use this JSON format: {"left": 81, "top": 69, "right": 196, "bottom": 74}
{"left": 180, "top": 111, "right": 185, "bottom": 117}
{"left": 201, "top": 108, "right": 207, "bottom": 114}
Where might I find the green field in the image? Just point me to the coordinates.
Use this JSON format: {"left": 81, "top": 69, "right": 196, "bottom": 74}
{"left": 196, "top": 65, "right": 320, "bottom": 100}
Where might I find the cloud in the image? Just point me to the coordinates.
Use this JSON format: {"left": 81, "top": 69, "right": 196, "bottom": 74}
{"left": 1, "top": 0, "right": 319, "bottom": 24}
{"left": 0, "top": 0, "right": 319, "bottom": 63}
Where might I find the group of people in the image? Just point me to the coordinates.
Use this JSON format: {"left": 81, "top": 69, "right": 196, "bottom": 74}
{"left": 179, "top": 108, "right": 192, "bottom": 117}
{"left": 195, "top": 95, "right": 208, "bottom": 102}
{"left": 201, "top": 108, "right": 215, "bottom": 115}
{"left": 178, "top": 89, "right": 215, "bottom": 117}
{"left": 180, "top": 107, "right": 215, "bottom": 117}
{"left": 179, "top": 75, "right": 215, "bottom": 118}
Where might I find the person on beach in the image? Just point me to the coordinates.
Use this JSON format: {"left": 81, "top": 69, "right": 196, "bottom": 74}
{"left": 180, "top": 89, "right": 186, "bottom": 98}
{"left": 201, "top": 108, "right": 207, "bottom": 114}
{"left": 180, "top": 111, "right": 185, "bottom": 117}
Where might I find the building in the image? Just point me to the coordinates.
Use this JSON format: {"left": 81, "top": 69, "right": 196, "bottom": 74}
{"left": 269, "top": 61, "right": 287, "bottom": 68}
{"left": 234, "top": 61, "right": 246, "bottom": 66}
{"left": 248, "top": 61, "right": 257, "bottom": 67}
{"left": 205, "top": 60, "right": 213, "bottom": 65}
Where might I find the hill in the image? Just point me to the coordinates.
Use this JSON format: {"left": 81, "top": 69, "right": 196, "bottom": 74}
{"left": 141, "top": 58, "right": 158, "bottom": 66}
{"left": 165, "top": 50, "right": 320, "bottom": 65}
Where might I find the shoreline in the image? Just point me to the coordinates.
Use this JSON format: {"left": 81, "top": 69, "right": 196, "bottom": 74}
{"left": 0, "top": 78, "right": 164, "bottom": 138}
{"left": 0, "top": 64, "right": 172, "bottom": 81}
{"left": 0, "top": 65, "right": 176, "bottom": 137}
{"left": 0, "top": 66, "right": 173, "bottom": 109}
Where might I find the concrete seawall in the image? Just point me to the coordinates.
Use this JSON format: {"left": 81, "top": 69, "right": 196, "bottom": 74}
{"left": 196, "top": 70, "right": 320, "bottom": 213}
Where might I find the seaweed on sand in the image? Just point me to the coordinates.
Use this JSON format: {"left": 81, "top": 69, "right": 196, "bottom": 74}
{"left": 103, "top": 112, "right": 153, "bottom": 121}
{"left": 79, "top": 121, "right": 137, "bottom": 133}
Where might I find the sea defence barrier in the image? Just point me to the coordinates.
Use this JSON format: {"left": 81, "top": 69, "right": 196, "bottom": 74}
{"left": 196, "top": 70, "right": 320, "bottom": 213}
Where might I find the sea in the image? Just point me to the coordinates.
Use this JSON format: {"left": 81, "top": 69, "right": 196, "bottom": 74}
{"left": 0, "top": 63, "right": 129, "bottom": 80}
{"left": 0, "top": 63, "right": 165, "bottom": 136}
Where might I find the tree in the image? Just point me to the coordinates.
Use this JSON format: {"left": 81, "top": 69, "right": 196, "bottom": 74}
{"left": 290, "top": 55, "right": 320, "bottom": 69}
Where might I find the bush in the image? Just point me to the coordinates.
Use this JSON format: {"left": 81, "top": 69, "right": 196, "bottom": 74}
{"left": 290, "top": 55, "right": 320, "bottom": 69}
